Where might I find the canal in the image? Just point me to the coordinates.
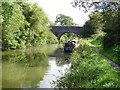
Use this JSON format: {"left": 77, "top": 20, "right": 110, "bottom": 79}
{"left": 2, "top": 44, "right": 71, "bottom": 88}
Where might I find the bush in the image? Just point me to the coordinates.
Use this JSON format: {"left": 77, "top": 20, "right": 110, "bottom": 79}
{"left": 2, "top": 2, "right": 58, "bottom": 50}
{"left": 55, "top": 39, "right": 120, "bottom": 88}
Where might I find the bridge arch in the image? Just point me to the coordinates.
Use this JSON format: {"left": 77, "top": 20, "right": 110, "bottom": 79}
{"left": 51, "top": 26, "right": 83, "bottom": 41}
{"left": 58, "top": 32, "right": 80, "bottom": 41}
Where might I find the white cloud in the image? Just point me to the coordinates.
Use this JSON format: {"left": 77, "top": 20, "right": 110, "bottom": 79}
{"left": 30, "top": 0, "right": 90, "bottom": 26}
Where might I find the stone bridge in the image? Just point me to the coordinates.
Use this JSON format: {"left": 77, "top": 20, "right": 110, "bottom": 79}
{"left": 51, "top": 26, "right": 83, "bottom": 40}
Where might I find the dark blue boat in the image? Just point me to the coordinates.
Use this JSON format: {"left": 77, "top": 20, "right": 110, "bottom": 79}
{"left": 64, "top": 41, "right": 75, "bottom": 53}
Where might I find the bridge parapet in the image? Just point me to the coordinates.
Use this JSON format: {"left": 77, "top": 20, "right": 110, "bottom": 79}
{"left": 51, "top": 26, "right": 82, "bottom": 30}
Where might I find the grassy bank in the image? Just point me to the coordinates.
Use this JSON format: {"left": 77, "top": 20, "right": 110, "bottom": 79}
{"left": 55, "top": 39, "right": 120, "bottom": 88}
{"left": 85, "top": 34, "right": 120, "bottom": 66}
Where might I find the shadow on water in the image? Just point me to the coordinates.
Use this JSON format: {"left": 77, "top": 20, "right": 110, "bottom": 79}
{"left": 2, "top": 44, "right": 71, "bottom": 88}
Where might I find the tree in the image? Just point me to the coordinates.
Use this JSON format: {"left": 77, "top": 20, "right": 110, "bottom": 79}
{"left": 71, "top": 0, "right": 120, "bottom": 12}
{"left": 71, "top": 0, "right": 120, "bottom": 61}
{"left": 83, "top": 12, "right": 104, "bottom": 37}
{"left": 71, "top": 0, "right": 120, "bottom": 46}
{"left": 19, "top": 2, "right": 58, "bottom": 45}
{"left": 55, "top": 14, "right": 78, "bottom": 43}
{"left": 2, "top": 2, "right": 58, "bottom": 50}
{"left": 55, "top": 14, "right": 77, "bottom": 26}
{"left": 2, "top": 2, "right": 25, "bottom": 50}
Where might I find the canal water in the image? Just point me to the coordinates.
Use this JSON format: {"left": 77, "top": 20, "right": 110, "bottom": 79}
{"left": 2, "top": 44, "right": 71, "bottom": 88}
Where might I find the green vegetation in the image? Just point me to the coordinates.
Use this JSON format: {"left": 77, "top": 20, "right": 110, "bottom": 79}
{"left": 83, "top": 12, "right": 104, "bottom": 37}
{"left": 1, "top": 0, "right": 120, "bottom": 88}
{"left": 55, "top": 14, "right": 78, "bottom": 43}
{"left": 85, "top": 34, "right": 120, "bottom": 66}
{"left": 60, "top": 33, "right": 77, "bottom": 43}
{"left": 55, "top": 1, "right": 120, "bottom": 88}
{"left": 2, "top": 2, "right": 58, "bottom": 51}
{"left": 73, "top": 1, "right": 120, "bottom": 65}
{"left": 55, "top": 14, "right": 77, "bottom": 26}
{"left": 55, "top": 39, "right": 120, "bottom": 88}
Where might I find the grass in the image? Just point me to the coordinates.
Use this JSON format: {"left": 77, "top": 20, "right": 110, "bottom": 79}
{"left": 55, "top": 39, "right": 120, "bottom": 88}
{"left": 84, "top": 34, "right": 104, "bottom": 47}
{"left": 84, "top": 34, "right": 120, "bottom": 66}
{"left": 100, "top": 47, "right": 120, "bottom": 66}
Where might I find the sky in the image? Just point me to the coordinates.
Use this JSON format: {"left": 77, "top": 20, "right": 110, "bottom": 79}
{"left": 30, "top": 0, "right": 90, "bottom": 26}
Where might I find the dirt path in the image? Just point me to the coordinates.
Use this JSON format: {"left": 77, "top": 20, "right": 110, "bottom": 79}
{"left": 95, "top": 47, "right": 120, "bottom": 73}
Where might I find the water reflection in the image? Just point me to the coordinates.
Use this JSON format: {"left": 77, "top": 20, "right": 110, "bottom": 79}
{"left": 38, "top": 57, "right": 71, "bottom": 88}
{"left": 38, "top": 48, "right": 71, "bottom": 88}
{"left": 2, "top": 45, "right": 57, "bottom": 88}
{"left": 49, "top": 48, "right": 71, "bottom": 66}
{"left": 2, "top": 45, "right": 71, "bottom": 88}
{"left": 2, "top": 53, "right": 48, "bottom": 88}
{"left": 0, "top": 57, "right": 2, "bottom": 89}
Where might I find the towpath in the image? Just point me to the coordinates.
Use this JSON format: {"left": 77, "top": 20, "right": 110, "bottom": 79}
{"left": 83, "top": 39, "right": 120, "bottom": 73}
{"left": 95, "top": 47, "right": 120, "bottom": 73}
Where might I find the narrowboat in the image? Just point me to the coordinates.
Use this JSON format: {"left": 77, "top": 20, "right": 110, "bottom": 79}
{"left": 64, "top": 38, "right": 79, "bottom": 53}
